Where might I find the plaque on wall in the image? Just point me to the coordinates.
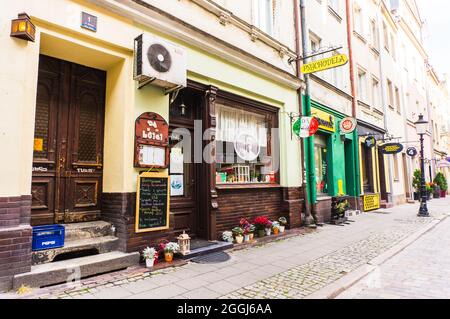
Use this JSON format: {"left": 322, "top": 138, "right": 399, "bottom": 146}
{"left": 135, "top": 172, "right": 170, "bottom": 233}
{"left": 134, "top": 112, "right": 169, "bottom": 168}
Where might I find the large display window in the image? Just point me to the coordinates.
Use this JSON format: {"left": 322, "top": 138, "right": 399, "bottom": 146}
{"left": 314, "top": 133, "right": 329, "bottom": 196}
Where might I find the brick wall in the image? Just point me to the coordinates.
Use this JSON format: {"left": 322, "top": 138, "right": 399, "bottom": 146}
{"left": 215, "top": 187, "right": 286, "bottom": 238}
{"left": 0, "top": 195, "right": 32, "bottom": 292}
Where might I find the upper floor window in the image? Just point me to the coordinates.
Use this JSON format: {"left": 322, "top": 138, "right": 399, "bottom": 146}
{"left": 309, "top": 32, "right": 322, "bottom": 61}
{"left": 387, "top": 79, "right": 394, "bottom": 108}
{"left": 394, "top": 86, "right": 401, "bottom": 114}
{"left": 370, "top": 19, "right": 379, "bottom": 49}
{"left": 371, "top": 77, "right": 380, "bottom": 109}
{"left": 353, "top": 5, "right": 364, "bottom": 36}
{"left": 383, "top": 22, "right": 389, "bottom": 51}
{"left": 328, "top": 0, "right": 339, "bottom": 12}
{"left": 253, "top": 0, "right": 274, "bottom": 36}
{"left": 357, "top": 68, "right": 368, "bottom": 102}
{"left": 390, "top": 33, "right": 396, "bottom": 60}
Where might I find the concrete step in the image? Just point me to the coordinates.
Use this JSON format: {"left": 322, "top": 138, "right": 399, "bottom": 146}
{"left": 380, "top": 200, "right": 394, "bottom": 208}
{"left": 181, "top": 240, "right": 233, "bottom": 260}
{"left": 64, "top": 221, "right": 113, "bottom": 241}
{"left": 32, "top": 236, "right": 119, "bottom": 265}
{"left": 14, "top": 251, "right": 140, "bottom": 289}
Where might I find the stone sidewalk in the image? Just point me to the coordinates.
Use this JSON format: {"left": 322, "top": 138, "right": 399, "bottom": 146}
{"left": 2, "top": 197, "right": 449, "bottom": 299}
{"left": 336, "top": 199, "right": 450, "bottom": 299}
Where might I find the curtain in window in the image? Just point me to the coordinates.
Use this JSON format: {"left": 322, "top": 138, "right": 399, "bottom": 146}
{"left": 216, "top": 104, "right": 267, "bottom": 147}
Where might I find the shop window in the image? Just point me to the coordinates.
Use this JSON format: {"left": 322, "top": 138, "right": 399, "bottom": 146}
{"left": 314, "top": 133, "right": 329, "bottom": 196}
{"left": 361, "top": 142, "right": 374, "bottom": 193}
{"left": 215, "top": 104, "right": 276, "bottom": 184}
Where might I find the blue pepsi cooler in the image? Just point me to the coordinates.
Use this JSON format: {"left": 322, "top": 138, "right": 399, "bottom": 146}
{"left": 32, "top": 225, "right": 65, "bottom": 251}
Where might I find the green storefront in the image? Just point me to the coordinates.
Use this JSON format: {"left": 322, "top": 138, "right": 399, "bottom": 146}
{"left": 303, "top": 99, "right": 360, "bottom": 223}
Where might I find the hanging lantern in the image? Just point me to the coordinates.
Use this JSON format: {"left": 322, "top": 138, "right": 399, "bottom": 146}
{"left": 177, "top": 230, "right": 191, "bottom": 255}
{"left": 10, "top": 13, "right": 36, "bottom": 42}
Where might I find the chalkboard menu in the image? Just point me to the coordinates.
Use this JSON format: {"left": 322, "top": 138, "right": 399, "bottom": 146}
{"left": 135, "top": 172, "right": 170, "bottom": 233}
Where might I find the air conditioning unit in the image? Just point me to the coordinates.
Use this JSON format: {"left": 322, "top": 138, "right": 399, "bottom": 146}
{"left": 134, "top": 33, "right": 187, "bottom": 92}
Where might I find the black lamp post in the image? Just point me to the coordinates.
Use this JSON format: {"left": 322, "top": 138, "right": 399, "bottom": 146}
{"left": 415, "top": 114, "right": 429, "bottom": 217}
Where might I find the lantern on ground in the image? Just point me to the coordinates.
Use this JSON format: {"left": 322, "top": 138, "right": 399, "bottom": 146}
{"left": 177, "top": 231, "right": 191, "bottom": 255}
{"left": 10, "top": 13, "right": 36, "bottom": 42}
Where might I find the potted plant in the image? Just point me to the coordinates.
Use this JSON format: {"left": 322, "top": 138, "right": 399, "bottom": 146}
{"left": 221, "top": 230, "right": 233, "bottom": 243}
{"left": 264, "top": 220, "right": 272, "bottom": 236}
{"left": 412, "top": 169, "right": 422, "bottom": 200}
{"left": 272, "top": 221, "right": 280, "bottom": 235}
{"left": 248, "top": 224, "right": 255, "bottom": 240}
{"left": 142, "top": 247, "right": 157, "bottom": 268}
{"left": 426, "top": 182, "right": 433, "bottom": 200}
{"left": 433, "top": 183, "right": 441, "bottom": 198}
{"left": 434, "top": 172, "right": 448, "bottom": 197}
{"left": 253, "top": 216, "right": 269, "bottom": 237}
{"left": 278, "top": 217, "right": 287, "bottom": 233}
{"left": 163, "top": 242, "right": 179, "bottom": 262}
{"left": 243, "top": 226, "right": 251, "bottom": 242}
{"left": 232, "top": 226, "right": 244, "bottom": 244}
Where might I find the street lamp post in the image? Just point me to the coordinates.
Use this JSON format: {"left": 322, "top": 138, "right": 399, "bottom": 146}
{"left": 415, "top": 114, "right": 429, "bottom": 217}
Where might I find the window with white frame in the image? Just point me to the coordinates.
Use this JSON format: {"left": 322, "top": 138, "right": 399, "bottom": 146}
{"left": 371, "top": 77, "right": 380, "bottom": 109}
{"left": 357, "top": 68, "right": 368, "bottom": 102}
{"left": 370, "top": 19, "right": 379, "bottom": 49}
{"left": 253, "top": 0, "right": 274, "bottom": 36}
{"left": 387, "top": 79, "right": 394, "bottom": 108}
{"left": 394, "top": 86, "right": 401, "bottom": 114}
{"left": 354, "top": 5, "right": 364, "bottom": 36}
{"left": 328, "top": 0, "right": 339, "bottom": 12}
{"left": 309, "top": 33, "right": 322, "bottom": 61}
{"left": 383, "top": 22, "right": 389, "bottom": 51}
{"left": 390, "top": 33, "right": 396, "bottom": 60}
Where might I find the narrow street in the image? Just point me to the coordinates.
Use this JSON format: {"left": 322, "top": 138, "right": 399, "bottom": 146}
{"left": 3, "top": 197, "right": 449, "bottom": 299}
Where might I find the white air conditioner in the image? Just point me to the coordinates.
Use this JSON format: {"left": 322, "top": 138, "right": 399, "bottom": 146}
{"left": 134, "top": 33, "right": 187, "bottom": 92}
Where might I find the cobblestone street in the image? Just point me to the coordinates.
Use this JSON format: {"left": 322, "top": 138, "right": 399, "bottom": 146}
{"left": 2, "top": 197, "right": 448, "bottom": 299}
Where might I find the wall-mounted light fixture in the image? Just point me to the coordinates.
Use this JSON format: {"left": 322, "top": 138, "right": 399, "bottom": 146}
{"left": 179, "top": 100, "right": 187, "bottom": 116}
{"left": 10, "top": 13, "right": 36, "bottom": 42}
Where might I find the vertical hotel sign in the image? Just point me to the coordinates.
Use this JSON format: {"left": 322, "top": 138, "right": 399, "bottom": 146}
{"left": 311, "top": 107, "right": 335, "bottom": 132}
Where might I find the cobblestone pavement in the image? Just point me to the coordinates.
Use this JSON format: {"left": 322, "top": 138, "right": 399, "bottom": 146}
{"left": 2, "top": 198, "right": 449, "bottom": 299}
{"left": 337, "top": 202, "right": 450, "bottom": 299}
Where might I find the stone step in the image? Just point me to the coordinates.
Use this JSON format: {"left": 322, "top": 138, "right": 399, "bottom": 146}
{"left": 380, "top": 200, "right": 394, "bottom": 208}
{"left": 13, "top": 251, "right": 140, "bottom": 289}
{"left": 63, "top": 221, "right": 113, "bottom": 241}
{"left": 181, "top": 240, "right": 233, "bottom": 260}
{"left": 32, "top": 236, "right": 119, "bottom": 265}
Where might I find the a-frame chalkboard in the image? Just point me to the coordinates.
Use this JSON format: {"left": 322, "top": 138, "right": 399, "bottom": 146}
{"left": 135, "top": 172, "right": 170, "bottom": 233}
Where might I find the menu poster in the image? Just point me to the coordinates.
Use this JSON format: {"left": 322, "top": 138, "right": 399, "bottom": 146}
{"left": 170, "top": 147, "right": 184, "bottom": 174}
{"left": 135, "top": 172, "right": 170, "bottom": 233}
{"left": 170, "top": 174, "right": 184, "bottom": 196}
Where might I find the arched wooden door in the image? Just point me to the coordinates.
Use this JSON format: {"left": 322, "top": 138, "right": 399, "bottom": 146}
{"left": 31, "top": 55, "right": 106, "bottom": 225}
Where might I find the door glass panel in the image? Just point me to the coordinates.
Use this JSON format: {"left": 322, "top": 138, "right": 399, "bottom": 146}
{"left": 34, "top": 83, "right": 50, "bottom": 159}
{"left": 78, "top": 93, "right": 98, "bottom": 162}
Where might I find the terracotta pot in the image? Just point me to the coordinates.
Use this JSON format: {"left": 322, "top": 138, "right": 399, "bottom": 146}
{"left": 258, "top": 229, "right": 265, "bottom": 237}
{"left": 441, "top": 190, "right": 447, "bottom": 198}
{"left": 273, "top": 227, "right": 279, "bottom": 235}
{"left": 279, "top": 225, "right": 285, "bottom": 233}
{"left": 145, "top": 258, "right": 154, "bottom": 268}
{"left": 244, "top": 234, "right": 250, "bottom": 242}
{"left": 235, "top": 235, "right": 244, "bottom": 244}
{"left": 164, "top": 252, "right": 173, "bottom": 262}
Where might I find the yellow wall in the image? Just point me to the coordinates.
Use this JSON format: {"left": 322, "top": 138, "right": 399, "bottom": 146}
{"left": 0, "top": 0, "right": 301, "bottom": 197}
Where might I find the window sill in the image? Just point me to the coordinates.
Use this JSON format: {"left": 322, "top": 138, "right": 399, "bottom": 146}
{"left": 328, "top": 6, "right": 342, "bottom": 23}
{"left": 353, "top": 30, "right": 367, "bottom": 43}
{"left": 370, "top": 46, "right": 380, "bottom": 56}
{"left": 215, "top": 183, "right": 281, "bottom": 190}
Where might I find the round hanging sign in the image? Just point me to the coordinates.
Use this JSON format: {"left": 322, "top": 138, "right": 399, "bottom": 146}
{"left": 379, "top": 143, "right": 404, "bottom": 154}
{"left": 234, "top": 131, "right": 260, "bottom": 161}
{"left": 406, "top": 147, "right": 417, "bottom": 157}
{"left": 339, "top": 117, "right": 357, "bottom": 134}
{"left": 364, "top": 136, "right": 376, "bottom": 148}
{"left": 293, "top": 116, "right": 319, "bottom": 138}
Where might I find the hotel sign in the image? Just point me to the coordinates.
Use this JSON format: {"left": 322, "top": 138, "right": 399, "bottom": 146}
{"left": 379, "top": 143, "right": 404, "bottom": 155}
{"left": 311, "top": 107, "right": 335, "bottom": 132}
{"left": 363, "top": 193, "right": 380, "bottom": 212}
{"left": 301, "top": 54, "right": 348, "bottom": 75}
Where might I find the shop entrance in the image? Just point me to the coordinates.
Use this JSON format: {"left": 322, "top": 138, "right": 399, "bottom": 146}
{"left": 168, "top": 88, "right": 206, "bottom": 239}
{"left": 31, "top": 55, "right": 106, "bottom": 225}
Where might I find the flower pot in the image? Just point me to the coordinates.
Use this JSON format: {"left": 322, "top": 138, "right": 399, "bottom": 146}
{"left": 249, "top": 233, "right": 254, "bottom": 241}
{"left": 273, "top": 227, "right": 279, "bottom": 235}
{"left": 235, "top": 235, "right": 244, "bottom": 244}
{"left": 225, "top": 237, "right": 233, "bottom": 243}
{"left": 145, "top": 258, "right": 154, "bottom": 268}
{"left": 258, "top": 229, "right": 265, "bottom": 238}
{"left": 164, "top": 252, "right": 173, "bottom": 262}
{"left": 413, "top": 192, "right": 420, "bottom": 201}
{"left": 244, "top": 234, "right": 250, "bottom": 242}
{"left": 441, "top": 190, "right": 447, "bottom": 198}
{"left": 279, "top": 225, "right": 285, "bottom": 233}
{"left": 265, "top": 228, "right": 271, "bottom": 236}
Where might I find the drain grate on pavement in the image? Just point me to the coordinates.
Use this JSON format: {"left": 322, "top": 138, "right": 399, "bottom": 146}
{"left": 191, "top": 251, "right": 231, "bottom": 264}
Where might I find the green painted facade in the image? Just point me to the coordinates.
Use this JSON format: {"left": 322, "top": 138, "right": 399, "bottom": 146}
{"left": 302, "top": 96, "right": 360, "bottom": 204}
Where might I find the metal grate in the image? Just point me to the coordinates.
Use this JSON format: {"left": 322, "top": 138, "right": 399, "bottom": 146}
{"left": 78, "top": 93, "right": 98, "bottom": 162}
{"left": 191, "top": 251, "right": 231, "bottom": 264}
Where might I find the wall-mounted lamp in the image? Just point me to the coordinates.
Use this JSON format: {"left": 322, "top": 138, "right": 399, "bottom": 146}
{"left": 180, "top": 100, "right": 187, "bottom": 116}
{"left": 10, "top": 13, "right": 36, "bottom": 42}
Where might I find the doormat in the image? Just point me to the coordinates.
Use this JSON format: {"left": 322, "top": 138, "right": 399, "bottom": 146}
{"left": 191, "top": 251, "right": 231, "bottom": 264}
{"left": 190, "top": 239, "right": 216, "bottom": 250}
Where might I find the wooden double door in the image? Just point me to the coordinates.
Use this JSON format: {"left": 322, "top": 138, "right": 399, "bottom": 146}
{"left": 31, "top": 55, "right": 106, "bottom": 226}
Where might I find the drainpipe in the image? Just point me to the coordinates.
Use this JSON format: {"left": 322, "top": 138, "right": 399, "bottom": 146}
{"left": 376, "top": 0, "right": 395, "bottom": 203}
{"left": 294, "top": 0, "right": 312, "bottom": 225}
{"left": 345, "top": 0, "right": 361, "bottom": 208}
{"left": 300, "top": 0, "right": 317, "bottom": 226}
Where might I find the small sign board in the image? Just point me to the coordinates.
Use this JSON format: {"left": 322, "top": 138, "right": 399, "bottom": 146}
{"left": 406, "top": 147, "right": 417, "bottom": 157}
{"left": 364, "top": 136, "right": 376, "bottom": 148}
{"left": 135, "top": 172, "right": 170, "bottom": 233}
{"left": 81, "top": 12, "right": 97, "bottom": 32}
{"left": 379, "top": 142, "right": 404, "bottom": 154}
{"left": 34, "top": 138, "right": 43, "bottom": 152}
{"left": 301, "top": 54, "right": 348, "bottom": 75}
{"left": 293, "top": 116, "right": 319, "bottom": 138}
{"left": 339, "top": 117, "right": 357, "bottom": 134}
{"left": 363, "top": 193, "right": 380, "bottom": 211}
{"left": 311, "top": 107, "right": 335, "bottom": 132}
